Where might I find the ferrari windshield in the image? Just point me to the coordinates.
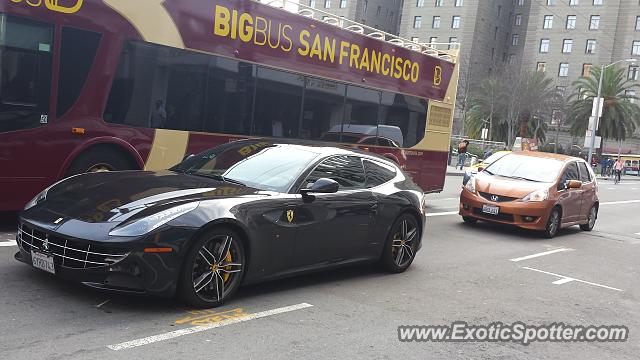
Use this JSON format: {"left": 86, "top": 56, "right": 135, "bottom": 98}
{"left": 172, "top": 143, "right": 320, "bottom": 192}
{"left": 484, "top": 154, "right": 564, "bottom": 183}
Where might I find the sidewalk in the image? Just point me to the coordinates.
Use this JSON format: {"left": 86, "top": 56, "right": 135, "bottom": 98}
{"left": 446, "top": 166, "right": 465, "bottom": 177}
{"left": 596, "top": 175, "right": 640, "bottom": 181}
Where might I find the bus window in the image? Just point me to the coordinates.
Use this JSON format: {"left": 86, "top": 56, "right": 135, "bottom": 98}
{"left": 204, "top": 58, "right": 255, "bottom": 136}
{"left": 301, "top": 77, "right": 345, "bottom": 141}
{"left": 342, "top": 85, "right": 381, "bottom": 141}
{"left": 0, "top": 15, "right": 53, "bottom": 133}
{"left": 379, "top": 91, "right": 427, "bottom": 148}
{"left": 104, "top": 41, "right": 208, "bottom": 132}
{"left": 57, "top": 27, "right": 101, "bottom": 117}
{"left": 253, "top": 67, "right": 303, "bottom": 138}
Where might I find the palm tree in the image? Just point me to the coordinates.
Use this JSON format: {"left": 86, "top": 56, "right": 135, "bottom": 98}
{"left": 517, "top": 71, "right": 555, "bottom": 140}
{"left": 567, "top": 66, "right": 640, "bottom": 142}
{"left": 465, "top": 77, "right": 504, "bottom": 141}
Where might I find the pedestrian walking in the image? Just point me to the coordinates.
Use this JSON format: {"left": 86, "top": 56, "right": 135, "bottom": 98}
{"left": 456, "top": 140, "right": 469, "bottom": 170}
{"left": 613, "top": 157, "right": 624, "bottom": 184}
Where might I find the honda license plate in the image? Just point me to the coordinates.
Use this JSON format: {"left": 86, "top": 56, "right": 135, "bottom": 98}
{"left": 31, "top": 250, "right": 55, "bottom": 274}
{"left": 482, "top": 204, "right": 500, "bottom": 215}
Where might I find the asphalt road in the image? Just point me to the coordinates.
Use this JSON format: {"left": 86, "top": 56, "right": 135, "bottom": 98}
{"left": 0, "top": 176, "right": 639, "bottom": 359}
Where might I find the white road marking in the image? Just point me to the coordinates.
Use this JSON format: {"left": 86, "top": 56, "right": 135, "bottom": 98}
{"left": 552, "top": 278, "right": 574, "bottom": 285}
{"left": 600, "top": 200, "right": 640, "bottom": 205}
{"left": 509, "top": 248, "right": 572, "bottom": 262}
{"left": 107, "top": 303, "right": 314, "bottom": 351}
{"left": 635, "top": 232, "right": 640, "bottom": 236}
{"left": 0, "top": 241, "right": 17, "bottom": 247}
{"left": 426, "top": 211, "right": 459, "bottom": 217}
{"left": 522, "top": 267, "right": 623, "bottom": 292}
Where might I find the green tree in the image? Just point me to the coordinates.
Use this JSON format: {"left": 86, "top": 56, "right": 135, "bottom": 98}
{"left": 465, "top": 69, "right": 554, "bottom": 146}
{"left": 567, "top": 66, "right": 640, "bottom": 142}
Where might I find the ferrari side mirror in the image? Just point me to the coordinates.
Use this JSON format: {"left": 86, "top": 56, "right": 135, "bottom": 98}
{"left": 301, "top": 178, "right": 339, "bottom": 195}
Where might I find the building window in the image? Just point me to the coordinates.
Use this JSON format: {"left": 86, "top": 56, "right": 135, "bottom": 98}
{"left": 636, "top": 16, "right": 640, "bottom": 31}
{"left": 411, "top": 37, "right": 420, "bottom": 43}
{"left": 629, "top": 65, "right": 639, "bottom": 80}
{"left": 508, "top": 54, "right": 516, "bottom": 64}
{"left": 570, "top": 0, "right": 579, "bottom": 5}
{"left": 518, "top": 0, "right": 524, "bottom": 5}
{"left": 547, "top": 0, "right": 556, "bottom": 4}
{"left": 376, "top": 6, "right": 381, "bottom": 15}
{"left": 540, "top": 38, "right": 550, "bottom": 53}
{"left": 413, "top": 16, "right": 422, "bottom": 28}
{"left": 562, "top": 39, "right": 573, "bottom": 53}
{"left": 586, "top": 39, "right": 597, "bottom": 54}
{"left": 515, "top": 14, "right": 522, "bottom": 26}
{"left": 309, "top": 0, "right": 316, "bottom": 7}
{"left": 363, "top": 0, "right": 368, "bottom": 13}
{"left": 497, "top": 5, "right": 502, "bottom": 17}
{"left": 512, "top": 34, "right": 519, "bottom": 46}
{"left": 543, "top": 15, "right": 553, "bottom": 29}
{"left": 455, "top": 0, "right": 463, "bottom": 6}
{"left": 566, "top": 15, "right": 576, "bottom": 29}
{"left": 449, "top": 37, "right": 458, "bottom": 49}
{"left": 429, "top": 36, "right": 438, "bottom": 44}
{"left": 582, "top": 63, "right": 592, "bottom": 77}
{"left": 593, "top": 0, "right": 603, "bottom": 5}
{"left": 590, "top": 15, "right": 600, "bottom": 30}
{"left": 537, "top": 62, "right": 547, "bottom": 72}
{"left": 452, "top": 16, "right": 461, "bottom": 28}
{"left": 432, "top": 16, "right": 441, "bottom": 28}
{"left": 559, "top": 63, "right": 569, "bottom": 77}
{"left": 435, "top": 0, "right": 443, "bottom": 6}
{"left": 324, "top": 0, "right": 331, "bottom": 8}
{"left": 340, "top": 0, "right": 347, "bottom": 8}
{"left": 633, "top": 41, "right": 640, "bottom": 55}
{"left": 627, "top": 90, "right": 636, "bottom": 103}
{"left": 416, "top": 0, "right": 424, "bottom": 6}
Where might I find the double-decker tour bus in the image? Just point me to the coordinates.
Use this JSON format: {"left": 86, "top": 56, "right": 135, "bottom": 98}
{"left": 0, "top": 0, "right": 459, "bottom": 211}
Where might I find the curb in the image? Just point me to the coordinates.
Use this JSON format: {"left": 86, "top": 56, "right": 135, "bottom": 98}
{"left": 446, "top": 172, "right": 465, "bottom": 177}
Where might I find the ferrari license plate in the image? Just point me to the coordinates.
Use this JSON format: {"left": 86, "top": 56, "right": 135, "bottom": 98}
{"left": 482, "top": 204, "right": 500, "bottom": 215}
{"left": 31, "top": 250, "right": 55, "bottom": 274}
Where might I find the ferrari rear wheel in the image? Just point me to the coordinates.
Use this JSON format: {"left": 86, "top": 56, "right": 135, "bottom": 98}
{"left": 380, "top": 213, "right": 420, "bottom": 273}
{"left": 179, "top": 228, "right": 245, "bottom": 308}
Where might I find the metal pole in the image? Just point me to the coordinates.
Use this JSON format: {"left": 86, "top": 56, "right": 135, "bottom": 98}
{"left": 587, "top": 64, "right": 604, "bottom": 165}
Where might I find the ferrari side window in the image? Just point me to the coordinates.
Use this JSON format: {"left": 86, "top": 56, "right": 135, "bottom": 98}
{"left": 364, "top": 159, "right": 396, "bottom": 187}
{"left": 306, "top": 156, "right": 365, "bottom": 190}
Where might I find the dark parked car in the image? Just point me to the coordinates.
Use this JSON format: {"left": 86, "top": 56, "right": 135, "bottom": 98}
{"left": 17, "top": 140, "right": 426, "bottom": 307}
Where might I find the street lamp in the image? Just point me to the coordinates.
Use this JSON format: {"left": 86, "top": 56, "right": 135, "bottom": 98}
{"left": 587, "top": 58, "right": 638, "bottom": 165}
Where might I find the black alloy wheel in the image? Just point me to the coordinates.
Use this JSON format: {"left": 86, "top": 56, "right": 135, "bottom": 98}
{"left": 544, "top": 207, "right": 561, "bottom": 239}
{"left": 381, "top": 213, "right": 420, "bottom": 273}
{"left": 580, "top": 205, "right": 597, "bottom": 231}
{"left": 180, "top": 228, "right": 245, "bottom": 308}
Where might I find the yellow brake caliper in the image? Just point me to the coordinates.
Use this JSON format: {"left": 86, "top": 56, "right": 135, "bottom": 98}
{"left": 223, "top": 250, "right": 232, "bottom": 282}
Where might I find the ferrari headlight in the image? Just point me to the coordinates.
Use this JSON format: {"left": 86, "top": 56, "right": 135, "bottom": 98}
{"left": 522, "top": 189, "right": 549, "bottom": 202}
{"left": 24, "top": 189, "right": 49, "bottom": 210}
{"left": 109, "top": 202, "right": 200, "bottom": 237}
{"left": 465, "top": 178, "right": 476, "bottom": 194}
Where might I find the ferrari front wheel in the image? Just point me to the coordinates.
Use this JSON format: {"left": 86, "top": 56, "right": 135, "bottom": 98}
{"left": 380, "top": 213, "right": 420, "bottom": 273}
{"left": 179, "top": 227, "right": 245, "bottom": 308}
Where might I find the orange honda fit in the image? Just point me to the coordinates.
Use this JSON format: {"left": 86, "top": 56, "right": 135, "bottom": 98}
{"left": 459, "top": 152, "right": 598, "bottom": 238}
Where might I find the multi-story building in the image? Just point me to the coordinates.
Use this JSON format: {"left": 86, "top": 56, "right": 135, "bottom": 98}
{"left": 398, "top": 0, "right": 515, "bottom": 134}
{"left": 304, "top": 0, "right": 404, "bottom": 34}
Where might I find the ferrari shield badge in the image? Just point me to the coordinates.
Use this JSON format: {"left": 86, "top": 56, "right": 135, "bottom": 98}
{"left": 286, "top": 210, "right": 294, "bottom": 223}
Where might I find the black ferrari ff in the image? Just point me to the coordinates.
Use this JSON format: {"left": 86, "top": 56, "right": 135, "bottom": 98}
{"left": 16, "top": 140, "right": 426, "bottom": 307}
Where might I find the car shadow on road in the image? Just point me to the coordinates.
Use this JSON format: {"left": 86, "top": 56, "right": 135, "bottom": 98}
{"left": 457, "top": 220, "right": 583, "bottom": 242}
{"left": 9, "top": 256, "right": 384, "bottom": 315}
{"left": 0, "top": 211, "right": 18, "bottom": 232}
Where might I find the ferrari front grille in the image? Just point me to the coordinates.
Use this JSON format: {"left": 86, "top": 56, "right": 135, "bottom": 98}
{"left": 17, "top": 223, "right": 129, "bottom": 269}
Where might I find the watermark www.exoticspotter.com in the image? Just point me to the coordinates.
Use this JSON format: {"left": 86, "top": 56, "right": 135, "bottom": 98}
{"left": 398, "top": 322, "right": 629, "bottom": 345}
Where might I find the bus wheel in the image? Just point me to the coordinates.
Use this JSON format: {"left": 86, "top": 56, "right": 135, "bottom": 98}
{"left": 66, "top": 147, "right": 136, "bottom": 176}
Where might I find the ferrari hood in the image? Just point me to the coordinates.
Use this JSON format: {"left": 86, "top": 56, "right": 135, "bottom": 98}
{"left": 31, "top": 170, "right": 262, "bottom": 223}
